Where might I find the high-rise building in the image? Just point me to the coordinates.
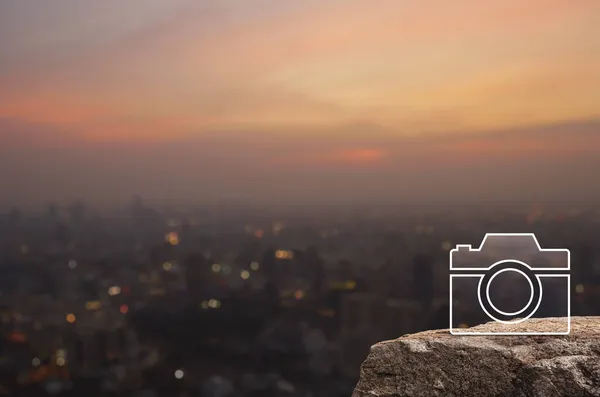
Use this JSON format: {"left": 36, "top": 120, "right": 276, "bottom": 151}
{"left": 184, "top": 253, "right": 210, "bottom": 300}
{"left": 68, "top": 201, "right": 86, "bottom": 225}
{"left": 412, "top": 254, "right": 434, "bottom": 308}
{"left": 303, "top": 246, "right": 325, "bottom": 295}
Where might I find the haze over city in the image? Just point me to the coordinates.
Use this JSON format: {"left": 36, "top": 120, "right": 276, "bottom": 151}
{"left": 1, "top": 0, "right": 599, "bottom": 207}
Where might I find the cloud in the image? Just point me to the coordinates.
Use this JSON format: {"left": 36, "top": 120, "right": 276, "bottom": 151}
{"left": 0, "top": 118, "right": 81, "bottom": 148}
{"left": 2, "top": 117, "right": 598, "bottom": 205}
{"left": 271, "top": 148, "right": 388, "bottom": 167}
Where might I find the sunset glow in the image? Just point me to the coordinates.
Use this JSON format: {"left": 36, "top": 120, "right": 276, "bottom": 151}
{"left": 0, "top": 0, "right": 599, "bottom": 205}
{"left": 2, "top": 0, "right": 599, "bottom": 141}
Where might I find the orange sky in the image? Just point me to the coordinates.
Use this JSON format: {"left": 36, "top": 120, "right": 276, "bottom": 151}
{"left": 2, "top": 0, "right": 600, "bottom": 140}
{"left": 0, "top": 0, "right": 599, "bottom": 205}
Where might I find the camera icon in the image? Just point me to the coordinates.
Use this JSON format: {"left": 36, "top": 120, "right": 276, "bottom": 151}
{"left": 449, "top": 233, "right": 570, "bottom": 335}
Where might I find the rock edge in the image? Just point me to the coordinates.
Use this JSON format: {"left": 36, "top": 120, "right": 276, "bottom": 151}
{"left": 352, "top": 317, "right": 600, "bottom": 397}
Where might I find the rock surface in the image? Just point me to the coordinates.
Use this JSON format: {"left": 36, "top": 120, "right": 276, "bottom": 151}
{"left": 352, "top": 317, "right": 600, "bottom": 397}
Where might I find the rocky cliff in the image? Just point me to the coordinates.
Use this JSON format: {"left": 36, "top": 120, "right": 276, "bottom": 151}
{"left": 352, "top": 317, "right": 600, "bottom": 397}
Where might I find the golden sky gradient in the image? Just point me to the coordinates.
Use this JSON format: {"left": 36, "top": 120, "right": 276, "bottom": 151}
{"left": 0, "top": 0, "right": 599, "bottom": 205}
{"left": 1, "top": 0, "right": 599, "bottom": 141}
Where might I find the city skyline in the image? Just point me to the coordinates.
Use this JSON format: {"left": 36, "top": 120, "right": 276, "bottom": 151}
{"left": 1, "top": 0, "right": 599, "bottom": 206}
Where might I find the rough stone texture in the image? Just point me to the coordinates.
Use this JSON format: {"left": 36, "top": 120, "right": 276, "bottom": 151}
{"left": 352, "top": 317, "right": 600, "bottom": 397}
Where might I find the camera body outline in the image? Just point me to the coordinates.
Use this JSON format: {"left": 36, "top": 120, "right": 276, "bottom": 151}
{"left": 449, "top": 233, "right": 571, "bottom": 335}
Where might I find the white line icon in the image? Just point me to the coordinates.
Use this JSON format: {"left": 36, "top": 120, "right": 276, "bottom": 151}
{"left": 449, "top": 233, "right": 570, "bottom": 335}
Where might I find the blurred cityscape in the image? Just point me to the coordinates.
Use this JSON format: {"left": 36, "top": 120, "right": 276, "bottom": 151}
{"left": 1, "top": 198, "right": 599, "bottom": 397}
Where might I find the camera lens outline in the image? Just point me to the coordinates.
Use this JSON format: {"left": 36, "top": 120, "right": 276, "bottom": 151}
{"left": 487, "top": 268, "right": 534, "bottom": 316}
{"left": 477, "top": 260, "right": 543, "bottom": 324}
